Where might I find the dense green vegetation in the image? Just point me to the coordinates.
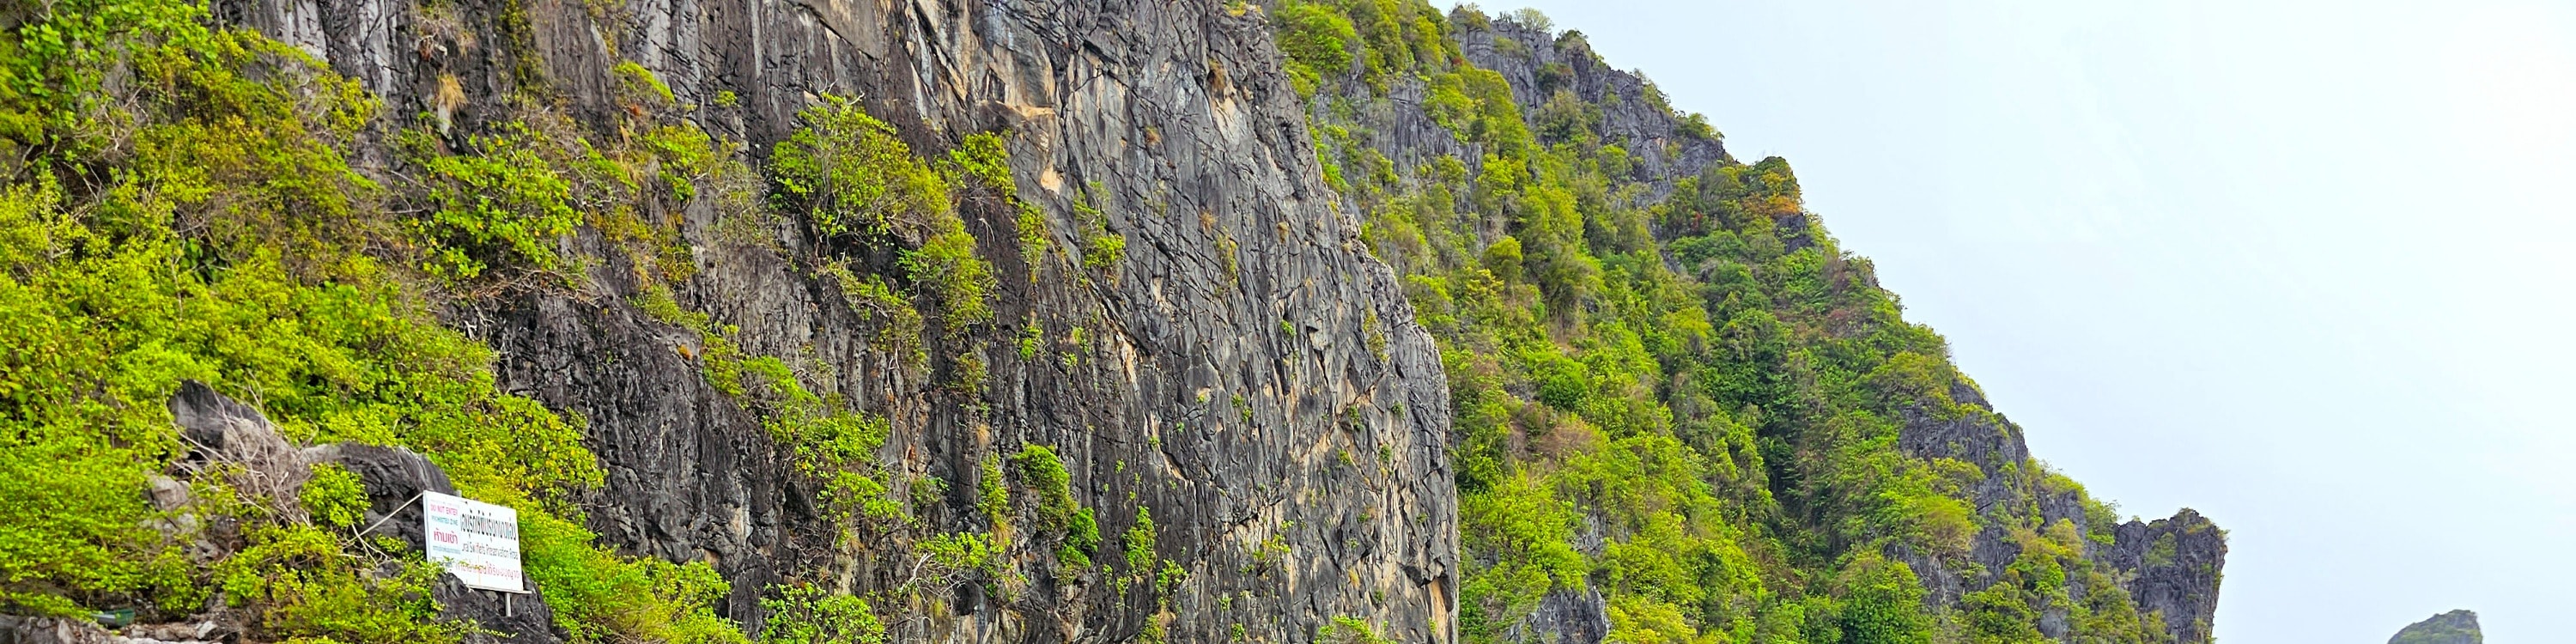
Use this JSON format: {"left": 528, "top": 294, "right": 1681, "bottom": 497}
{"left": 1278, "top": 2, "right": 2178, "bottom": 642}
{"left": 0, "top": 0, "right": 1153, "bottom": 635}
{"left": 0, "top": 0, "right": 933, "bottom": 640}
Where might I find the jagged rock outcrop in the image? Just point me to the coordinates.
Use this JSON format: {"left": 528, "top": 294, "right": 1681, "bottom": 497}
{"left": 1501, "top": 589, "right": 1607, "bottom": 644}
{"left": 2093, "top": 509, "right": 2227, "bottom": 641}
{"left": 1446, "top": 14, "right": 1726, "bottom": 201}
{"left": 212, "top": 0, "right": 1458, "bottom": 641}
{"left": 1900, "top": 383, "right": 2228, "bottom": 641}
{"left": 2389, "top": 610, "right": 2482, "bottom": 644}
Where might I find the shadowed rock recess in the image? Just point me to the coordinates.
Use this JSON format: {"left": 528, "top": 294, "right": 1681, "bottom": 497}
{"left": 0, "top": 0, "right": 2221, "bottom": 642}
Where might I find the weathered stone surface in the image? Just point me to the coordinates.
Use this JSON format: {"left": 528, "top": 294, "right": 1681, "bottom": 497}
{"left": 1503, "top": 588, "right": 1607, "bottom": 644}
{"left": 169, "top": 380, "right": 305, "bottom": 499}
{"left": 2097, "top": 508, "right": 2228, "bottom": 642}
{"left": 0, "top": 617, "right": 107, "bottom": 644}
{"left": 1448, "top": 13, "right": 1728, "bottom": 201}
{"left": 213, "top": 0, "right": 1458, "bottom": 641}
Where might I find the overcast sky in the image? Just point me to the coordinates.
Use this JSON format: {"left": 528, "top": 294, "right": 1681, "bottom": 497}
{"left": 1446, "top": 0, "right": 2576, "bottom": 640}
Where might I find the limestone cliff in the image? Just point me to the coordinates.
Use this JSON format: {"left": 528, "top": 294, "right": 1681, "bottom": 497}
{"left": 0, "top": 0, "right": 2227, "bottom": 642}
{"left": 223, "top": 0, "right": 1463, "bottom": 641}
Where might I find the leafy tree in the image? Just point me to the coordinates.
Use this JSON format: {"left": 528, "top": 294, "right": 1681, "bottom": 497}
{"left": 1838, "top": 556, "right": 1932, "bottom": 644}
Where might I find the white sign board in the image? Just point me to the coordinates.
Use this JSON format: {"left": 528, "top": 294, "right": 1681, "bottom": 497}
{"left": 422, "top": 491, "right": 526, "bottom": 592}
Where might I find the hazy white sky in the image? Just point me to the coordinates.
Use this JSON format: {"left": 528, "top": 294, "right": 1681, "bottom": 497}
{"left": 1450, "top": 1, "right": 2575, "bottom": 640}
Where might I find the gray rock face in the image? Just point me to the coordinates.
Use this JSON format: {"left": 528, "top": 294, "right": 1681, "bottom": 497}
{"left": 1899, "top": 386, "right": 2228, "bottom": 643}
{"left": 213, "top": 0, "right": 1456, "bottom": 642}
{"left": 1502, "top": 588, "right": 1607, "bottom": 644}
{"left": 1448, "top": 12, "right": 1729, "bottom": 197}
{"left": 2389, "top": 610, "right": 2482, "bottom": 644}
{"left": 2094, "top": 509, "right": 2227, "bottom": 642}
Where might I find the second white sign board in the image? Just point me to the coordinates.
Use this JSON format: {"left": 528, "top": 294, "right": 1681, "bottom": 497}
{"left": 422, "top": 491, "right": 526, "bottom": 593}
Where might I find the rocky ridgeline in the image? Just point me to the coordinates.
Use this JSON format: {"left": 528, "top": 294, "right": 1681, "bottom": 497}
{"left": 1300, "top": 10, "right": 2228, "bottom": 644}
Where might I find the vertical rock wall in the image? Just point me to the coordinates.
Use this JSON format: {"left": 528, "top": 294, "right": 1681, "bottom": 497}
{"left": 216, "top": 0, "right": 1460, "bottom": 641}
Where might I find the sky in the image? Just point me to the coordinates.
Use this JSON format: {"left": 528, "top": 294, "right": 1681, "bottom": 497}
{"left": 1445, "top": 1, "right": 2576, "bottom": 641}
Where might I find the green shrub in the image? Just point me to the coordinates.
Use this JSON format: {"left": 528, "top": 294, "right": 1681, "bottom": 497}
{"left": 818, "top": 262, "right": 927, "bottom": 367}
{"left": 1016, "top": 203, "right": 1050, "bottom": 268}
{"left": 216, "top": 524, "right": 466, "bottom": 643}
{"left": 758, "top": 583, "right": 886, "bottom": 644}
{"left": 901, "top": 219, "right": 995, "bottom": 329}
{"left": 1837, "top": 555, "right": 1932, "bottom": 644}
{"left": 1502, "top": 8, "right": 1552, "bottom": 31}
{"left": 0, "top": 367, "right": 193, "bottom": 617}
{"left": 1276, "top": 3, "right": 1358, "bottom": 93}
{"left": 1083, "top": 231, "right": 1127, "bottom": 273}
{"left": 1123, "top": 506, "right": 1158, "bottom": 571}
{"left": 1425, "top": 73, "right": 1478, "bottom": 136}
{"left": 1070, "top": 185, "right": 1125, "bottom": 275}
{"left": 769, "top": 404, "right": 899, "bottom": 525}
{"left": 918, "top": 532, "right": 999, "bottom": 575}
{"left": 409, "top": 123, "right": 584, "bottom": 280}
{"left": 945, "top": 131, "right": 1017, "bottom": 197}
{"left": 1321, "top": 616, "right": 1392, "bottom": 644}
{"left": 769, "top": 95, "right": 949, "bottom": 238}
{"left": 641, "top": 124, "right": 720, "bottom": 203}
{"left": 1060, "top": 507, "right": 1100, "bottom": 569}
{"left": 522, "top": 510, "right": 745, "bottom": 644}
{"left": 301, "top": 463, "right": 368, "bottom": 528}
{"left": 1013, "top": 444, "right": 1077, "bottom": 527}
{"left": 977, "top": 453, "right": 1010, "bottom": 527}
{"left": 1603, "top": 597, "right": 1696, "bottom": 644}
{"left": 611, "top": 60, "right": 676, "bottom": 108}
{"left": 1018, "top": 320, "right": 1045, "bottom": 359}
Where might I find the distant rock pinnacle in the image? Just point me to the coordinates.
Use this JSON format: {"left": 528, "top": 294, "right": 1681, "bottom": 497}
{"left": 2389, "top": 610, "right": 2482, "bottom": 644}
